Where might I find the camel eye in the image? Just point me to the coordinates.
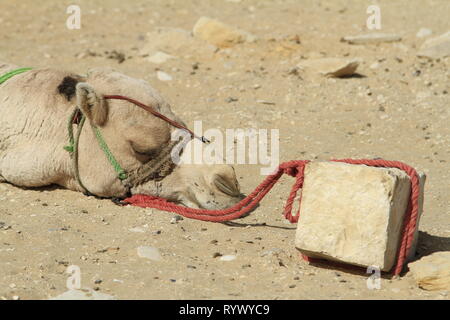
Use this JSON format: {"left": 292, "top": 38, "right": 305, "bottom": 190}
{"left": 214, "top": 174, "right": 240, "bottom": 197}
{"left": 135, "top": 149, "right": 153, "bottom": 157}
{"left": 131, "top": 142, "right": 157, "bottom": 159}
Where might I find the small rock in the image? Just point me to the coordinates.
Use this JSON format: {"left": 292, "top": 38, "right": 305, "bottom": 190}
{"left": 193, "top": 16, "right": 256, "bottom": 48}
{"left": 256, "top": 100, "right": 276, "bottom": 105}
{"left": 408, "top": 251, "right": 450, "bottom": 291}
{"left": 12, "top": 295, "right": 20, "bottom": 300}
{"left": 225, "top": 97, "right": 239, "bottom": 103}
{"left": 146, "top": 51, "right": 176, "bottom": 64}
{"left": 341, "top": 33, "right": 402, "bottom": 45}
{"left": 416, "top": 28, "right": 433, "bottom": 38}
{"left": 297, "top": 58, "right": 359, "bottom": 77}
{"left": 370, "top": 62, "right": 380, "bottom": 69}
{"left": 0, "top": 222, "right": 11, "bottom": 230}
{"left": 129, "top": 227, "right": 145, "bottom": 233}
{"left": 261, "top": 248, "right": 282, "bottom": 257}
{"left": 137, "top": 246, "right": 162, "bottom": 261}
{"left": 157, "top": 71, "right": 173, "bottom": 81}
{"left": 170, "top": 215, "right": 183, "bottom": 224}
{"left": 287, "top": 66, "right": 301, "bottom": 76}
{"left": 417, "top": 31, "right": 450, "bottom": 59}
{"left": 220, "top": 255, "right": 237, "bottom": 262}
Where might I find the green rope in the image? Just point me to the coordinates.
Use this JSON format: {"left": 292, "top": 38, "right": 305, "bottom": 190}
{"left": 64, "top": 108, "right": 128, "bottom": 195}
{"left": 72, "top": 115, "right": 91, "bottom": 194}
{"left": 0, "top": 67, "right": 33, "bottom": 85}
{"left": 63, "top": 108, "right": 78, "bottom": 153}
{"left": 92, "top": 126, "right": 128, "bottom": 180}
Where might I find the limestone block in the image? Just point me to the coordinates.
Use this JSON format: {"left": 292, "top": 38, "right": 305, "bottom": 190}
{"left": 295, "top": 161, "right": 426, "bottom": 272}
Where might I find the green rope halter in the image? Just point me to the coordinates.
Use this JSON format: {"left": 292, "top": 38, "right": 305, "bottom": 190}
{"left": 64, "top": 108, "right": 128, "bottom": 195}
{"left": 0, "top": 67, "right": 32, "bottom": 85}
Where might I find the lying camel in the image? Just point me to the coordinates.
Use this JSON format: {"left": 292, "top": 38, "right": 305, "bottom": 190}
{"left": 0, "top": 62, "right": 242, "bottom": 209}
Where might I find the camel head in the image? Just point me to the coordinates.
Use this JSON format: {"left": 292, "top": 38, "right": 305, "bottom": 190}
{"left": 71, "top": 68, "right": 242, "bottom": 209}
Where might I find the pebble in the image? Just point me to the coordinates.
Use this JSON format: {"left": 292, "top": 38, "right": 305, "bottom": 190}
{"left": 341, "top": 33, "right": 402, "bottom": 44}
{"left": 256, "top": 100, "right": 276, "bottom": 105}
{"left": 225, "top": 97, "right": 239, "bottom": 103}
{"left": 261, "top": 248, "right": 282, "bottom": 257}
{"left": 157, "top": 71, "right": 173, "bottom": 81}
{"left": 297, "top": 58, "right": 359, "bottom": 77}
{"left": 370, "top": 62, "right": 380, "bottom": 69}
{"left": 137, "top": 246, "right": 163, "bottom": 261}
{"left": 147, "top": 51, "right": 176, "bottom": 64}
{"left": 170, "top": 215, "right": 184, "bottom": 224}
{"left": 129, "top": 227, "right": 145, "bottom": 233}
{"left": 220, "top": 255, "right": 237, "bottom": 262}
{"left": 416, "top": 28, "right": 433, "bottom": 38}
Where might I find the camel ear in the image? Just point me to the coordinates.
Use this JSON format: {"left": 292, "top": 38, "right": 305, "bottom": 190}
{"left": 76, "top": 82, "right": 108, "bottom": 126}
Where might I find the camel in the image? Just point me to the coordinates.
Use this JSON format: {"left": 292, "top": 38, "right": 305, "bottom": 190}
{"left": 0, "top": 63, "right": 242, "bottom": 209}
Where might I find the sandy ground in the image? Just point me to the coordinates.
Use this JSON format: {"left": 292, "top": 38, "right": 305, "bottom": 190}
{"left": 0, "top": 0, "right": 449, "bottom": 300}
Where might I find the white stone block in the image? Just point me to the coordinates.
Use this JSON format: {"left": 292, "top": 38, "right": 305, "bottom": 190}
{"left": 295, "top": 161, "right": 426, "bottom": 272}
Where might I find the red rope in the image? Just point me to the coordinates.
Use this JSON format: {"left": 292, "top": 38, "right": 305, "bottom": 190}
{"left": 103, "top": 95, "right": 209, "bottom": 143}
{"left": 124, "top": 159, "right": 420, "bottom": 275}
